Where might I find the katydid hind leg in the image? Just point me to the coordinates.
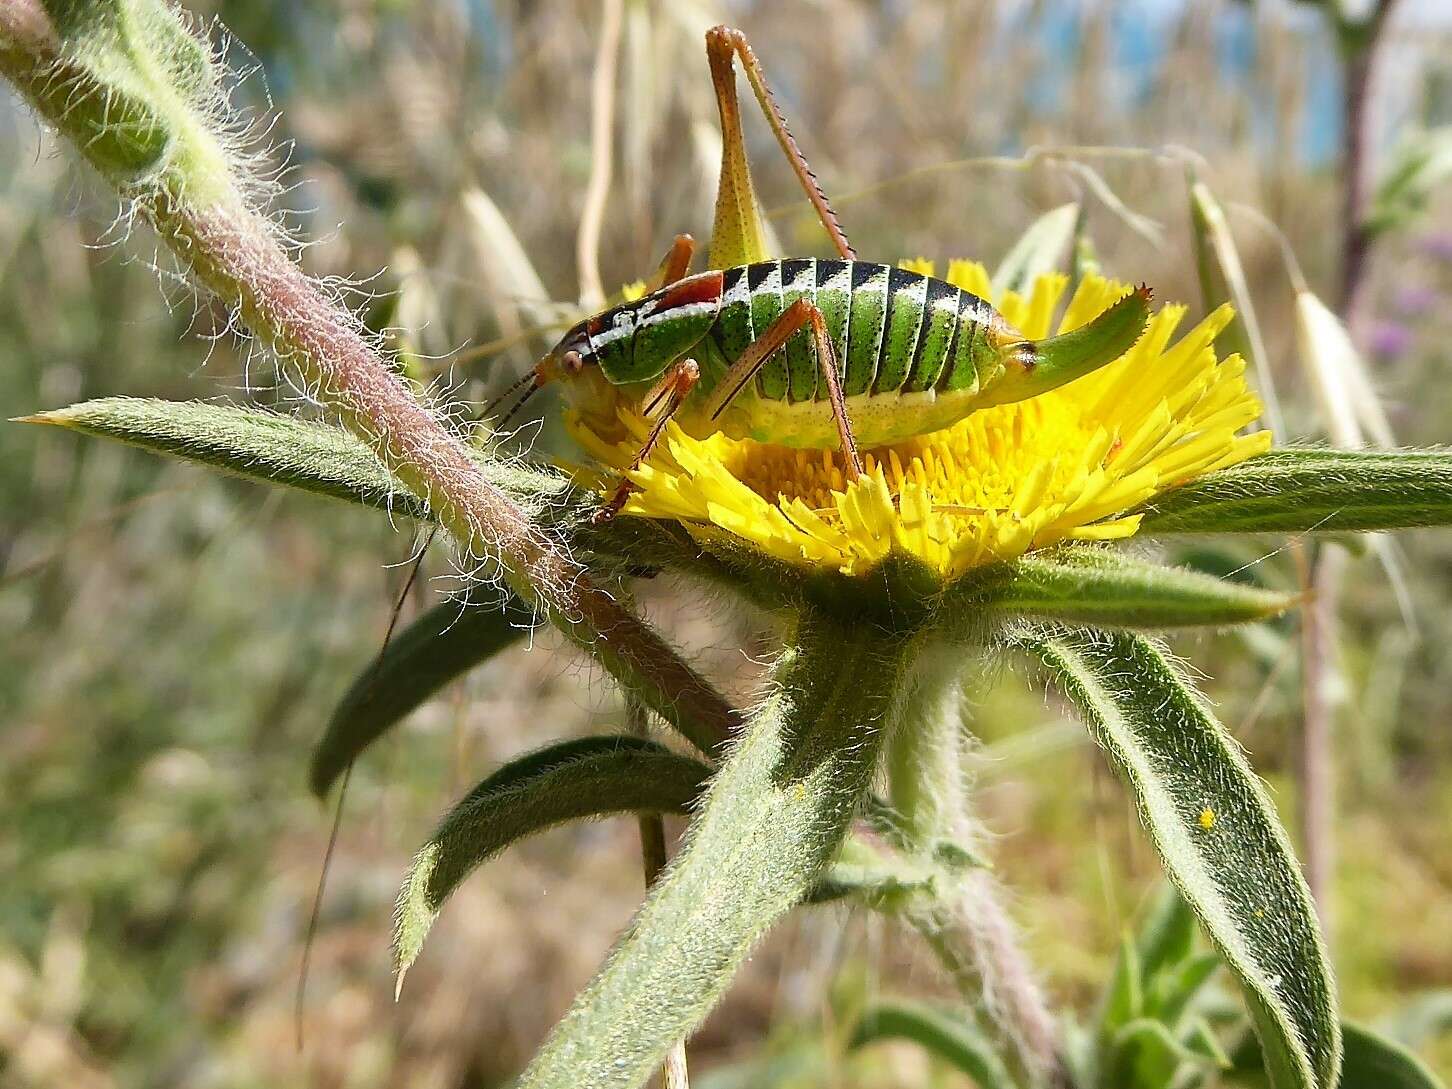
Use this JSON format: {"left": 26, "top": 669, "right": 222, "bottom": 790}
{"left": 702, "top": 297, "right": 863, "bottom": 482}
{"left": 705, "top": 25, "right": 854, "bottom": 263}
{"left": 806, "top": 305, "right": 863, "bottom": 481}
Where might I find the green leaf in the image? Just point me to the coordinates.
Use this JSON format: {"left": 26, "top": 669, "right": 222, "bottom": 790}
{"left": 514, "top": 615, "right": 910, "bottom": 1089}
{"left": 1108, "top": 1017, "right": 1210, "bottom": 1088}
{"left": 21, "top": 399, "right": 711, "bottom": 579}
{"left": 309, "top": 585, "right": 534, "bottom": 797}
{"left": 14, "top": 0, "right": 190, "bottom": 182}
{"left": 1032, "top": 629, "right": 1339, "bottom": 1089}
{"left": 1102, "top": 934, "right": 1145, "bottom": 1039}
{"left": 1132, "top": 887, "right": 1223, "bottom": 1027}
{"left": 20, "top": 397, "right": 586, "bottom": 522}
{"left": 1155, "top": 954, "right": 1222, "bottom": 1028}
{"left": 1135, "top": 884, "right": 1198, "bottom": 983}
{"left": 1137, "top": 448, "right": 1452, "bottom": 535}
{"left": 992, "top": 201, "right": 1081, "bottom": 296}
{"left": 1185, "top": 1016, "right": 1232, "bottom": 1067}
{"left": 22, "top": 398, "right": 430, "bottom": 518}
{"left": 945, "top": 549, "right": 1298, "bottom": 631}
{"left": 848, "top": 1000, "right": 1020, "bottom": 1089}
{"left": 1339, "top": 1022, "right": 1446, "bottom": 1089}
{"left": 393, "top": 736, "right": 712, "bottom": 985}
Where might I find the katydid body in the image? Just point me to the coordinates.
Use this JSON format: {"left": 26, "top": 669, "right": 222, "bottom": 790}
{"left": 495, "top": 23, "right": 1153, "bottom": 520}
{"left": 544, "top": 259, "right": 1152, "bottom": 451}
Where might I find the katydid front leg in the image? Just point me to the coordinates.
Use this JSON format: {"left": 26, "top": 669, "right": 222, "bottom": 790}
{"left": 593, "top": 358, "right": 703, "bottom": 524}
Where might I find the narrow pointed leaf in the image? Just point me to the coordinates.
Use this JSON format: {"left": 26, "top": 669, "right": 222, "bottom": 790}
{"left": 1032, "top": 629, "right": 1339, "bottom": 1089}
{"left": 1100, "top": 933, "right": 1145, "bottom": 1038}
{"left": 848, "top": 1000, "right": 1020, "bottom": 1089}
{"left": 21, "top": 397, "right": 581, "bottom": 521}
{"left": 1234, "top": 1021, "right": 1448, "bottom": 1089}
{"left": 310, "top": 585, "right": 535, "bottom": 796}
{"left": 394, "top": 736, "right": 712, "bottom": 982}
{"left": 1368, "top": 127, "right": 1452, "bottom": 239}
{"left": 945, "top": 550, "right": 1297, "bottom": 630}
{"left": 515, "top": 616, "right": 909, "bottom": 1089}
{"left": 993, "top": 201, "right": 1081, "bottom": 295}
{"left": 1156, "top": 954, "right": 1222, "bottom": 1026}
{"left": 1137, "top": 448, "right": 1452, "bottom": 535}
{"left": 1340, "top": 1022, "right": 1446, "bottom": 1089}
{"left": 22, "top": 397, "right": 427, "bottom": 517}
{"left": 1186, "top": 1017, "right": 1232, "bottom": 1067}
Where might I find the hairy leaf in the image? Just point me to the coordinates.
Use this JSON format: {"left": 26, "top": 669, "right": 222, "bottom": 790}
{"left": 23, "top": 397, "right": 428, "bottom": 517}
{"left": 1137, "top": 448, "right": 1452, "bottom": 535}
{"left": 394, "top": 737, "right": 712, "bottom": 983}
{"left": 1340, "top": 1022, "right": 1446, "bottom": 1089}
{"left": 12, "top": 0, "right": 209, "bottom": 185}
{"left": 21, "top": 397, "right": 585, "bottom": 521}
{"left": 515, "top": 616, "right": 910, "bottom": 1089}
{"left": 848, "top": 1000, "right": 1019, "bottom": 1089}
{"left": 1033, "top": 629, "right": 1339, "bottom": 1089}
{"left": 946, "top": 550, "right": 1297, "bottom": 631}
{"left": 310, "top": 585, "right": 535, "bottom": 796}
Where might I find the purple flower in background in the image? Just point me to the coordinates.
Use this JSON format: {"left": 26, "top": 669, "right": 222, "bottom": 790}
{"left": 1369, "top": 321, "right": 1415, "bottom": 361}
{"left": 1393, "top": 284, "right": 1440, "bottom": 317}
{"left": 1420, "top": 232, "right": 1452, "bottom": 262}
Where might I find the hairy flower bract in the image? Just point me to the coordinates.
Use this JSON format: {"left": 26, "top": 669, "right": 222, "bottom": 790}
{"left": 573, "top": 267, "right": 1271, "bottom": 579}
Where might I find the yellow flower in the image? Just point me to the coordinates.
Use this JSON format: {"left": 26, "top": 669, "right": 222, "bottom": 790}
{"left": 572, "top": 266, "right": 1271, "bottom": 580}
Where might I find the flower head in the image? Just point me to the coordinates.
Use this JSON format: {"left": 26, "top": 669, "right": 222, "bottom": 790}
{"left": 572, "top": 266, "right": 1270, "bottom": 581}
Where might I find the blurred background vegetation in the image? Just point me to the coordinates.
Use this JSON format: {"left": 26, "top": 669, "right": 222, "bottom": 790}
{"left": 3, "top": 1, "right": 1451, "bottom": 1085}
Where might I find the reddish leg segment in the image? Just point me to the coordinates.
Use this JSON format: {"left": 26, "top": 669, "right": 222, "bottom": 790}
{"left": 646, "top": 233, "right": 696, "bottom": 291}
{"left": 593, "top": 358, "right": 702, "bottom": 524}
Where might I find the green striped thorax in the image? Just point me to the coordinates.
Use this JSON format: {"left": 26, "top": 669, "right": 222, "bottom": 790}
{"left": 540, "top": 260, "right": 1152, "bottom": 449}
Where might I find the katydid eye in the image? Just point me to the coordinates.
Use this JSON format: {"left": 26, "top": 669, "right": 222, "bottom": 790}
{"left": 562, "top": 350, "right": 584, "bottom": 374}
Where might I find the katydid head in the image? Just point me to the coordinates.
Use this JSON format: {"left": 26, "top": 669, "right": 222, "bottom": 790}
{"left": 488, "top": 271, "right": 727, "bottom": 433}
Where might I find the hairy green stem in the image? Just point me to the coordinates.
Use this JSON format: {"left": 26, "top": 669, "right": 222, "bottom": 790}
{"left": 887, "top": 644, "right": 968, "bottom": 842}
{"left": 0, "top": 0, "right": 735, "bottom": 755}
{"left": 887, "top": 645, "right": 1061, "bottom": 1086}
{"left": 516, "top": 613, "right": 912, "bottom": 1089}
{"left": 627, "top": 696, "right": 691, "bottom": 1089}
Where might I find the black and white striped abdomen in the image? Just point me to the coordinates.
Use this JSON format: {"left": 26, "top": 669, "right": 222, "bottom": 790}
{"left": 706, "top": 259, "right": 997, "bottom": 404}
